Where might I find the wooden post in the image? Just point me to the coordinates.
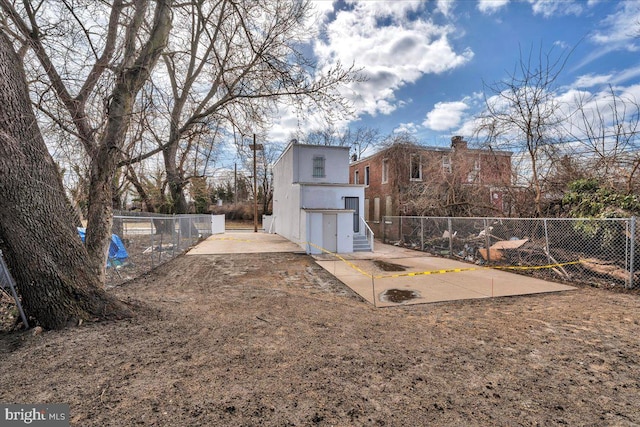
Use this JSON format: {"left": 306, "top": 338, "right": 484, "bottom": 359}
{"left": 250, "top": 134, "right": 264, "bottom": 233}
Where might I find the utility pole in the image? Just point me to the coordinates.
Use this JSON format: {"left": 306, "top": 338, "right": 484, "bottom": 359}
{"left": 250, "top": 134, "right": 264, "bottom": 232}
{"left": 234, "top": 163, "right": 237, "bottom": 205}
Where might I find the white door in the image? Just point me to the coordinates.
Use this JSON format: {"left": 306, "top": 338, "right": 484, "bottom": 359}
{"left": 323, "top": 214, "right": 337, "bottom": 252}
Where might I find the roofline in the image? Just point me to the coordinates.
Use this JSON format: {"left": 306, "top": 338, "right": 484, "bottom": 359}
{"left": 351, "top": 144, "right": 512, "bottom": 165}
{"left": 274, "top": 141, "right": 351, "bottom": 168}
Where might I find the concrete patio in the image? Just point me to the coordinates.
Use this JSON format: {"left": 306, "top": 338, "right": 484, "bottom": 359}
{"left": 189, "top": 231, "right": 575, "bottom": 307}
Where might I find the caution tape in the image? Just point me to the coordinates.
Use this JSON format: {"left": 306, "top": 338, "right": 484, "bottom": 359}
{"left": 208, "top": 236, "right": 584, "bottom": 280}
{"left": 208, "top": 237, "right": 255, "bottom": 243}
{"left": 305, "top": 239, "right": 584, "bottom": 280}
{"left": 374, "top": 260, "right": 583, "bottom": 279}
{"left": 305, "top": 241, "right": 374, "bottom": 278}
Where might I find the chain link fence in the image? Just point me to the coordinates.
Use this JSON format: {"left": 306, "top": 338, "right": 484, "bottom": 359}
{"left": 381, "top": 216, "right": 637, "bottom": 289}
{"left": 106, "top": 212, "right": 216, "bottom": 286}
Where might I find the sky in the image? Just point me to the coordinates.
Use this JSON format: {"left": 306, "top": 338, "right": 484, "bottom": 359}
{"left": 262, "top": 0, "right": 640, "bottom": 153}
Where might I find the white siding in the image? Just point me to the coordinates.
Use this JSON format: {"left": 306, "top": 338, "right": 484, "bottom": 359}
{"left": 294, "top": 145, "right": 350, "bottom": 184}
{"left": 272, "top": 142, "right": 367, "bottom": 253}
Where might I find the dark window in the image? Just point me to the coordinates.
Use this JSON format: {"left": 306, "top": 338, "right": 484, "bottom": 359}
{"left": 410, "top": 154, "right": 422, "bottom": 180}
{"left": 313, "top": 156, "right": 325, "bottom": 178}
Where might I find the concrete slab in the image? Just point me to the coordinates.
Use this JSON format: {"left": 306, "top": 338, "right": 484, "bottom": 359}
{"left": 187, "top": 232, "right": 574, "bottom": 307}
{"left": 313, "top": 241, "right": 575, "bottom": 307}
{"left": 187, "top": 231, "right": 303, "bottom": 255}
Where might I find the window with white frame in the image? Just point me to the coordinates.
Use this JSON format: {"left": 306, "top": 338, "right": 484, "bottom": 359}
{"left": 364, "top": 166, "right": 370, "bottom": 186}
{"left": 442, "top": 155, "right": 451, "bottom": 174}
{"left": 410, "top": 154, "right": 422, "bottom": 181}
{"left": 467, "top": 159, "right": 480, "bottom": 182}
{"left": 382, "top": 158, "right": 389, "bottom": 183}
{"left": 312, "top": 156, "right": 325, "bottom": 178}
{"left": 354, "top": 170, "right": 359, "bottom": 184}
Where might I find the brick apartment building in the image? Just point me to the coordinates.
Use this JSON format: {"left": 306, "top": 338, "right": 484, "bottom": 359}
{"left": 349, "top": 136, "right": 512, "bottom": 234}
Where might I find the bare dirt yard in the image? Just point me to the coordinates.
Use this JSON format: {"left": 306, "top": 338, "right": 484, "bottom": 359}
{"left": 1, "top": 251, "right": 640, "bottom": 426}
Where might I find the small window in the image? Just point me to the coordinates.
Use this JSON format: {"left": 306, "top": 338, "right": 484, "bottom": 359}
{"left": 312, "top": 156, "right": 325, "bottom": 178}
{"left": 382, "top": 159, "right": 389, "bottom": 183}
{"left": 354, "top": 170, "right": 359, "bottom": 184}
{"left": 467, "top": 159, "right": 480, "bottom": 182}
{"left": 364, "top": 166, "right": 370, "bottom": 186}
{"left": 442, "top": 156, "right": 451, "bottom": 174}
{"left": 410, "top": 154, "right": 422, "bottom": 181}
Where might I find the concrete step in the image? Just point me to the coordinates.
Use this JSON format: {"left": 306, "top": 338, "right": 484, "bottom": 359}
{"left": 353, "top": 235, "right": 371, "bottom": 252}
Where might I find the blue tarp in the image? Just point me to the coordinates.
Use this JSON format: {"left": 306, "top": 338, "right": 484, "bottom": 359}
{"left": 77, "top": 228, "right": 129, "bottom": 261}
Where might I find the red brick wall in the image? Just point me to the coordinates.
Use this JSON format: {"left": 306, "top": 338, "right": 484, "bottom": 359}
{"left": 349, "top": 143, "right": 512, "bottom": 233}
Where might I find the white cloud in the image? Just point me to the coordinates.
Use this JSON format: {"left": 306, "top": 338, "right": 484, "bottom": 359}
{"left": 477, "top": 0, "right": 509, "bottom": 14}
{"left": 572, "top": 73, "right": 613, "bottom": 88}
{"left": 479, "top": 0, "right": 590, "bottom": 18}
{"left": 436, "top": 0, "right": 454, "bottom": 17}
{"left": 422, "top": 101, "right": 469, "bottom": 131}
{"left": 314, "top": 1, "right": 473, "bottom": 118}
{"left": 310, "top": 0, "right": 335, "bottom": 19}
{"left": 553, "top": 40, "right": 569, "bottom": 50}
{"left": 591, "top": 1, "right": 640, "bottom": 47}
{"left": 393, "top": 122, "right": 419, "bottom": 134}
{"left": 571, "top": 67, "right": 640, "bottom": 90}
{"left": 527, "top": 0, "right": 584, "bottom": 18}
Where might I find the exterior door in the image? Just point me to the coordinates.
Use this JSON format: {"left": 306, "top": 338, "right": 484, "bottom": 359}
{"left": 344, "top": 197, "right": 359, "bottom": 233}
{"left": 323, "top": 214, "right": 337, "bottom": 252}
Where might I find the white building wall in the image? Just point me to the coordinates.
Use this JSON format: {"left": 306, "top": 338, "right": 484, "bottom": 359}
{"left": 272, "top": 144, "right": 302, "bottom": 245}
{"left": 304, "top": 211, "right": 354, "bottom": 254}
{"left": 336, "top": 213, "right": 354, "bottom": 253}
{"left": 306, "top": 212, "right": 322, "bottom": 254}
{"left": 273, "top": 142, "right": 368, "bottom": 254}
{"left": 300, "top": 185, "right": 363, "bottom": 210}
{"left": 294, "top": 145, "right": 350, "bottom": 184}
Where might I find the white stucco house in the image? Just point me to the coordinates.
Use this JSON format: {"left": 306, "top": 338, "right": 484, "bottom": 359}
{"left": 271, "top": 141, "right": 373, "bottom": 254}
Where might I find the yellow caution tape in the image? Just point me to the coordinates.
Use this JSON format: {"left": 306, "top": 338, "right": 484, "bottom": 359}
{"left": 306, "top": 241, "right": 374, "bottom": 278}
{"left": 375, "top": 260, "right": 583, "bottom": 279}
{"left": 208, "top": 236, "right": 584, "bottom": 280}
{"left": 303, "top": 239, "right": 584, "bottom": 280}
{"left": 208, "top": 237, "right": 255, "bottom": 243}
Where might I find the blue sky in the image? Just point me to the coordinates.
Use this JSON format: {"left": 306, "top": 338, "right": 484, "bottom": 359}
{"left": 265, "top": 0, "right": 640, "bottom": 150}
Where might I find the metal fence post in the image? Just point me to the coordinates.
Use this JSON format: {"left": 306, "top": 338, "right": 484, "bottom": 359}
{"left": 629, "top": 216, "right": 636, "bottom": 289}
{"left": 448, "top": 218, "right": 453, "bottom": 257}
{"left": 420, "top": 217, "right": 424, "bottom": 251}
{"left": 543, "top": 219, "right": 552, "bottom": 265}
{"left": 176, "top": 216, "right": 181, "bottom": 251}
{"left": 483, "top": 218, "right": 491, "bottom": 263}
{"left": 149, "top": 218, "right": 155, "bottom": 269}
{"left": 382, "top": 216, "right": 385, "bottom": 243}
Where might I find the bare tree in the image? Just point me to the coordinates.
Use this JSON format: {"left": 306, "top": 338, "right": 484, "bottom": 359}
{"left": 477, "top": 45, "right": 569, "bottom": 216}
{"left": 0, "top": 0, "right": 174, "bottom": 284}
{"left": 0, "top": 30, "right": 131, "bottom": 329}
{"left": 125, "top": 0, "right": 359, "bottom": 214}
{"left": 566, "top": 86, "right": 640, "bottom": 193}
{"left": 299, "top": 125, "right": 380, "bottom": 159}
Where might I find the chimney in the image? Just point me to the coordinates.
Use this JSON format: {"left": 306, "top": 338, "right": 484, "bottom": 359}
{"left": 451, "top": 136, "right": 467, "bottom": 150}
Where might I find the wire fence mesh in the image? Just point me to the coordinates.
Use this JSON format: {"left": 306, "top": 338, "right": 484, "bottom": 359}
{"left": 381, "top": 216, "right": 637, "bottom": 289}
{"left": 106, "top": 212, "right": 215, "bottom": 286}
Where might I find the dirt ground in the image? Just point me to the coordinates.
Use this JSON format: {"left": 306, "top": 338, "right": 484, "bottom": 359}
{"left": 1, "top": 251, "right": 640, "bottom": 426}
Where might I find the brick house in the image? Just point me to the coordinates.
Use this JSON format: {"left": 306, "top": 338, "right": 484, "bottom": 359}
{"left": 349, "top": 136, "right": 512, "bottom": 234}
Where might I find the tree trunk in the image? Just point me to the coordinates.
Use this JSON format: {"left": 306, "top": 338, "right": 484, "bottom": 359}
{"left": 84, "top": 0, "right": 174, "bottom": 280}
{"left": 164, "top": 144, "right": 189, "bottom": 214}
{"left": 0, "top": 31, "right": 131, "bottom": 329}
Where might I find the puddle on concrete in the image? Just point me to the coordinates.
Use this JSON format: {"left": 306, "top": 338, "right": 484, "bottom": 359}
{"left": 373, "top": 260, "right": 408, "bottom": 271}
{"left": 380, "top": 289, "right": 420, "bottom": 303}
